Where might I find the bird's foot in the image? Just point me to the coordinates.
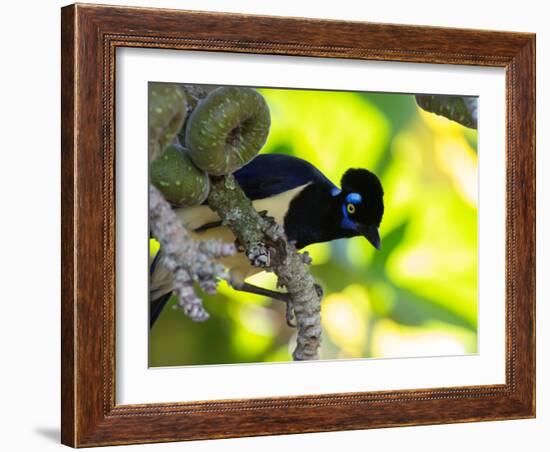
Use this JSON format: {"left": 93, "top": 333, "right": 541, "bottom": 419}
{"left": 314, "top": 283, "right": 324, "bottom": 299}
{"left": 285, "top": 300, "right": 296, "bottom": 328}
{"left": 231, "top": 282, "right": 296, "bottom": 328}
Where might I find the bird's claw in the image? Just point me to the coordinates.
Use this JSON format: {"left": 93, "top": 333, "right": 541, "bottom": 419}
{"left": 314, "top": 283, "right": 324, "bottom": 299}
{"left": 285, "top": 300, "right": 296, "bottom": 328}
{"left": 284, "top": 285, "right": 321, "bottom": 328}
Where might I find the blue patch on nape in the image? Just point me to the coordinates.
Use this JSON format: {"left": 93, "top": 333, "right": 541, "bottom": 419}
{"left": 331, "top": 187, "right": 342, "bottom": 197}
{"left": 346, "top": 192, "right": 362, "bottom": 204}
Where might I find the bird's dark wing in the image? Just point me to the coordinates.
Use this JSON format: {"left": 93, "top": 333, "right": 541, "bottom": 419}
{"left": 149, "top": 252, "right": 171, "bottom": 328}
{"left": 150, "top": 292, "right": 172, "bottom": 328}
{"left": 233, "top": 153, "right": 337, "bottom": 200}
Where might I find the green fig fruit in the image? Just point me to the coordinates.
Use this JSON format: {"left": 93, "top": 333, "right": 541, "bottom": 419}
{"left": 148, "top": 83, "right": 188, "bottom": 161}
{"left": 150, "top": 144, "right": 210, "bottom": 206}
{"left": 185, "top": 87, "right": 270, "bottom": 175}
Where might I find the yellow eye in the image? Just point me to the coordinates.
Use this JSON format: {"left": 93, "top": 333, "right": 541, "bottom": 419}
{"left": 346, "top": 203, "right": 356, "bottom": 214}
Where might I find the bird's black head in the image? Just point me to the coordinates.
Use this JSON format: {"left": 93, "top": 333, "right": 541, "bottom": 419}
{"left": 336, "top": 168, "right": 384, "bottom": 249}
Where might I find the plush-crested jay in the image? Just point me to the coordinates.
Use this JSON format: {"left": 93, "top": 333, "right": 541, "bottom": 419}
{"left": 150, "top": 153, "right": 384, "bottom": 327}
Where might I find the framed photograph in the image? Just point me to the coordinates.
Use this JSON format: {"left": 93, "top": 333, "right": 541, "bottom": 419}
{"left": 61, "top": 3, "right": 535, "bottom": 447}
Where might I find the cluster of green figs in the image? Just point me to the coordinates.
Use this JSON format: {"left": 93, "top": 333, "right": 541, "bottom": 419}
{"left": 149, "top": 84, "right": 271, "bottom": 206}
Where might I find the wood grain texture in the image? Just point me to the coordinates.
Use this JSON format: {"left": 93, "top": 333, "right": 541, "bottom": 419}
{"left": 60, "top": 3, "right": 536, "bottom": 447}
{"left": 60, "top": 5, "right": 76, "bottom": 446}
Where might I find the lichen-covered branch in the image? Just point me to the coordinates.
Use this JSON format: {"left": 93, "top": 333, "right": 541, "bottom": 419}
{"left": 149, "top": 184, "right": 236, "bottom": 321}
{"left": 150, "top": 85, "right": 323, "bottom": 360}
{"left": 415, "top": 95, "right": 478, "bottom": 129}
{"left": 208, "top": 174, "right": 322, "bottom": 360}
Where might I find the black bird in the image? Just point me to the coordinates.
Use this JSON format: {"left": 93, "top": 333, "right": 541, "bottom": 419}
{"left": 150, "top": 153, "right": 384, "bottom": 327}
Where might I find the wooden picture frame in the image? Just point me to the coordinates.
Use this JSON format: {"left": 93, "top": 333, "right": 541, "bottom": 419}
{"left": 61, "top": 3, "right": 535, "bottom": 447}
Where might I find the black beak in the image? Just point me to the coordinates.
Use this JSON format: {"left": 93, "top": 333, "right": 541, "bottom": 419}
{"left": 359, "top": 224, "right": 381, "bottom": 250}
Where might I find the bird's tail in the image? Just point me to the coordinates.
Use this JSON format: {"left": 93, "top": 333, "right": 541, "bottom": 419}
{"left": 149, "top": 250, "right": 175, "bottom": 329}
{"left": 150, "top": 291, "right": 172, "bottom": 328}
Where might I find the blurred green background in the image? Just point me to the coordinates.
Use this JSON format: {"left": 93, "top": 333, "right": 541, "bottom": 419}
{"left": 149, "top": 87, "right": 478, "bottom": 366}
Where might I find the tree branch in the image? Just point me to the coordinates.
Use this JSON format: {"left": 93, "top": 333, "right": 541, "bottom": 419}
{"left": 208, "top": 174, "right": 322, "bottom": 360}
{"left": 149, "top": 184, "right": 235, "bottom": 321}
{"left": 150, "top": 85, "right": 323, "bottom": 360}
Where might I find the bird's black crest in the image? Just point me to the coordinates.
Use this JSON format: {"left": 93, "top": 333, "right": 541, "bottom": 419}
{"left": 341, "top": 168, "right": 384, "bottom": 226}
